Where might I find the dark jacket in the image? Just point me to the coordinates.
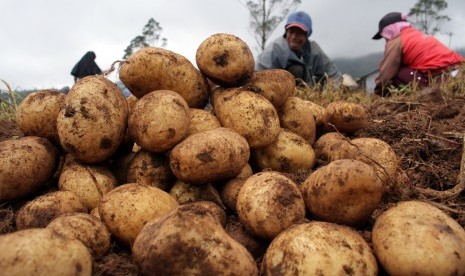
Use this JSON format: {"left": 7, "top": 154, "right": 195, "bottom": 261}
{"left": 71, "top": 51, "right": 102, "bottom": 80}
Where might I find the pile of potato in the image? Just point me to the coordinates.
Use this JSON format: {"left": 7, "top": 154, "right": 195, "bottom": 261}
{"left": 1, "top": 33, "right": 465, "bottom": 276}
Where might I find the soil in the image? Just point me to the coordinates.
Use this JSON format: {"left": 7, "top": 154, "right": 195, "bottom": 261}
{"left": 1, "top": 86, "right": 464, "bottom": 275}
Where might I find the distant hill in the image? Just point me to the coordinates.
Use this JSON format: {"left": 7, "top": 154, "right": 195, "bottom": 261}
{"left": 334, "top": 47, "right": 465, "bottom": 79}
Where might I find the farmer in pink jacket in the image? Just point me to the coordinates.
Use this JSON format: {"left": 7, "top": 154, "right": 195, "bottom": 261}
{"left": 372, "top": 12, "right": 464, "bottom": 96}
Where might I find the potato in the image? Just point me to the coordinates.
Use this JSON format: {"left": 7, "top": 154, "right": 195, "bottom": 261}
{"left": 243, "top": 69, "right": 295, "bottom": 107}
{"left": 98, "top": 183, "right": 178, "bottom": 248}
{"left": 58, "top": 156, "right": 118, "bottom": 210}
{"left": 302, "top": 100, "right": 327, "bottom": 128}
{"left": 236, "top": 171, "right": 306, "bottom": 240}
{"left": 109, "top": 151, "right": 137, "bottom": 185}
{"left": 132, "top": 203, "right": 258, "bottom": 275}
{"left": 252, "top": 128, "right": 316, "bottom": 173}
{"left": 57, "top": 75, "right": 128, "bottom": 163}
{"left": 16, "top": 190, "right": 87, "bottom": 230}
{"left": 212, "top": 88, "right": 280, "bottom": 148}
{"left": 16, "top": 90, "right": 65, "bottom": 143}
{"left": 169, "top": 180, "right": 225, "bottom": 209}
{"left": 312, "top": 131, "right": 350, "bottom": 162}
{"left": 372, "top": 200, "right": 465, "bottom": 276}
{"left": 196, "top": 33, "right": 255, "bottom": 87}
{"left": 225, "top": 215, "right": 267, "bottom": 260}
{"left": 47, "top": 212, "right": 111, "bottom": 259}
{"left": 0, "top": 228, "right": 92, "bottom": 276}
{"left": 126, "top": 150, "right": 174, "bottom": 191}
{"left": 300, "top": 159, "right": 383, "bottom": 226}
{"left": 324, "top": 100, "right": 368, "bottom": 133}
{"left": 220, "top": 163, "right": 253, "bottom": 211}
{"left": 278, "top": 96, "right": 317, "bottom": 145}
{"left": 119, "top": 47, "right": 209, "bottom": 108}
{"left": 187, "top": 200, "right": 227, "bottom": 227}
{"left": 264, "top": 221, "right": 378, "bottom": 275}
{"left": 187, "top": 108, "right": 221, "bottom": 136}
{"left": 330, "top": 137, "right": 399, "bottom": 186}
{"left": 128, "top": 90, "right": 189, "bottom": 153}
{"left": 0, "top": 136, "right": 59, "bottom": 202}
{"left": 169, "top": 127, "right": 250, "bottom": 184}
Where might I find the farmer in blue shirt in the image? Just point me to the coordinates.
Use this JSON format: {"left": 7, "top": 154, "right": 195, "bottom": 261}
{"left": 256, "top": 11, "right": 344, "bottom": 88}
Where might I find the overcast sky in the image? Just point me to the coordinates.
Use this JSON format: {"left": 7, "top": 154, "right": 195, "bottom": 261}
{"left": 1, "top": 0, "right": 464, "bottom": 90}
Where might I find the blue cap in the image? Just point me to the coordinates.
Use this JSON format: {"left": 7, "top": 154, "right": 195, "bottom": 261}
{"left": 285, "top": 11, "right": 313, "bottom": 37}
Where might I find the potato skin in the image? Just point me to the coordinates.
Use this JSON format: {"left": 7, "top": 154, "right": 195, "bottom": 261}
{"left": 127, "top": 150, "right": 174, "bottom": 191}
{"left": 212, "top": 88, "right": 280, "bottom": 148}
{"left": 0, "top": 136, "right": 58, "bottom": 202}
{"left": 47, "top": 212, "right": 111, "bottom": 259}
{"left": 278, "top": 96, "right": 317, "bottom": 145}
{"left": 132, "top": 203, "right": 258, "bottom": 276}
{"left": 57, "top": 75, "right": 128, "bottom": 163}
{"left": 372, "top": 201, "right": 465, "bottom": 276}
{"left": 236, "top": 171, "right": 306, "bottom": 240}
{"left": 187, "top": 108, "right": 221, "bottom": 136}
{"left": 15, "top": 191, "right": 87, "bottom": 230}
{"left": 324, "top": 101, "right": 368, "bottom": 133}
{"left": 253, "top": 128, "right": 316, "bottom": 173}
{"left": 170, "top": 127, "right": 250, "bottom": 184}
{"left": 16, "top": 90, "right": 65, "bottom": 143}
{"left": 58, "top": 156, "right": 118, "bottom": 210}
{"left": 98, "top": 183, "right": 178, "bottom": 248}
{"left": 301, "top": 159, "right": 383, "bottom": 227}
{"left": 119, "top": 47, "right": 209, "bottom": 108}
{"left": 265, "top": 222, "right": 378, "bottom": 275}
{"left": 0, "top": 228, "right": 92, "bottom": 276}
{"left": 243, "top": 69, "right": 295, "bottom": 107}
{"left": 196, "top": 33, "right": 255, "bottom": 87}
{"left": 128, "top": 90, "right": 190, "bottom": 153}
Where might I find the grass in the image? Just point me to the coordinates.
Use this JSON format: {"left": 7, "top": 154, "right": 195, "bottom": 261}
{"left": 293, "top": 65, "right": 465, "bottom": 107}
{"left": 0, "top": 80, "right": 18, "bottom": 121}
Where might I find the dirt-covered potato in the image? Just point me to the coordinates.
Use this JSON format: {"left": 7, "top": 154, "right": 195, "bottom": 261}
{"left": 187, "top": 200, "right": 227, "bottom": 227}
{"left": 312, "top": 132, "right": 350, "bottom": 162}
{"left": 225, "top": 215, "right": 267, "bottom": 260}
{"left": 372, "top": 200, "right": 465, "bottom": 276}
{"left": 196, "top": 33, "right": 255, "bottom": 87}
{"left": 0, "top": 228, "right": 92, "bottom": 276}
{"left": 0, "top": 136, "right": 59, "bottom": 202}
{"left": 132, "top": 203, "right": 258, "bottom": 275}
{"left": 58, "top": 156, "right": 117, "bottom": 210}
{"left": 119, "top": 47, "right": 209, "bottom": 108}
{"left": 324, "top": 100, "right": 368, "bottom": 133}
{"left": 16, "top": 90, "right": 65, "bottom": 143}
{"left": 169, "top": 127, "right": 250, "bottom": 184}
{"left": 220, "top": 163, "right": 253, "bottom": 212}
{"left": 236, "top": 171, "right": 306, "bottom": 240}
{"left": 126, "top": 150, "right": 174, "bottom": 191}
{"left": 264, "top": 221, "right": 378, "bottom": 275}
{"left": 16, "top": 191, "right": 87, "bottom": 230}
{"left": 169, "top": 180, "right": 225, "bottom": 209}
{"left": 187, "top": 108, "right": 221, "bottom": 136}
{"left": 301, "top": 159, "right": 383, "bottom": 227}
{"left": 278, "top": 96, "right": 317, "bottom": 145}
{"left": 212, "top": 88, "right": 280, "bottom": 148}
{"left": 128, "top": 90, "right": 190, "bottom": 153}
{"left": 243, "top": 69, "right": 295, "bottom": 107}
{"left": 330, "top": 137, "right": 399, "bottom": 186}
{"left": 302, "top": 100, "right": 327, "bottom": 128}
{"left": 98, "top": 183, "right": 178, "bottom": 248}
{"left": 47, "top": 212, "right": 111, "bottom": 259}
{"left": 253, "top": 128, "right": 316, "bottom": 173}
{"left": 57, "top": 75, "right": 128, "bottom": 163}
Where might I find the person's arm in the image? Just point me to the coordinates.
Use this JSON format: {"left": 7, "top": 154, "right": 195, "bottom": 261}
{"left": 255, "top": 38, "right": 288, "bottom": 70}
{"left": 375, "top": 36, "right": 402, "bottom": 85}
{"left": 309, "top": 41, "right": 342, "bottom": 83}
